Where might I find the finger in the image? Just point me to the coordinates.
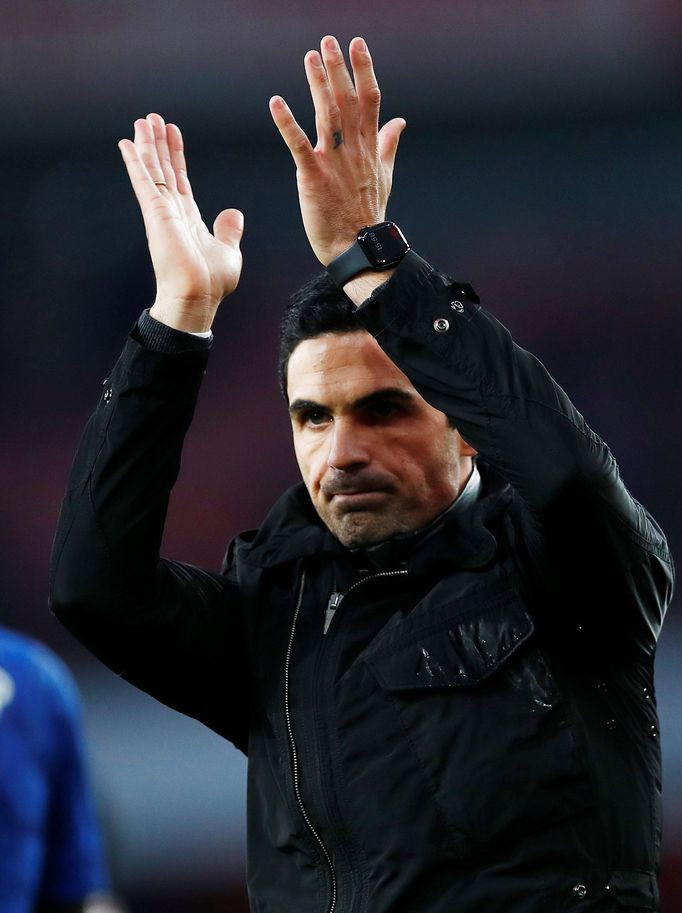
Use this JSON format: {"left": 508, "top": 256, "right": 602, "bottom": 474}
{"left": 378, "top": 117, "right": 407, "bottom": 176}
{"left": 133, "top": 118, "right": 167, "bottom": 188}
{"left": 304, "top": 50, "right": 343, "bottom": 151}
{"left": 118, "top": 136, "right": 177, "bottom": 245}
{"left": 320, "top": 35, "right": 360, "bottom": 134}
{"left": 213, "top": 208, "right": 244, "bottom": 250}
{"left": 269, "top": 96, "right": 316, "bottom": 170}
{"left": 166, "top": 123, "right": 191, "bottom": 194}
{"left": 166, "top": 122, "right": 203, "bottom": 225}
{"left": 118, "top": 137, "right": 163, "bottom": 212}
{"left": 147, "top": 113, "right": 177, "bottom": 192}
{"left": 349, "top": 37, "right": 381, "bottom": 139}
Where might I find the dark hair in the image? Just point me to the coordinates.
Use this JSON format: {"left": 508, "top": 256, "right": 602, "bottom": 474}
{"left": 278, "top": 272, "right": 362, "bottom": 400}
{"left": 278, "top": 271, "right": 460, "bottom": 429}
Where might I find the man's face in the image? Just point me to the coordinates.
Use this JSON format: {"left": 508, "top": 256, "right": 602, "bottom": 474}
{"left": 287, "top": 330, "right": 476, "bottom": 549}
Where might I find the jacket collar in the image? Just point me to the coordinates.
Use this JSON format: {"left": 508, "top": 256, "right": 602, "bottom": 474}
{"left": 232, "top": 483, "right": 326, "bottom": 568}
{"left": 234, "top": 462, "right": 511, "bottom": 573}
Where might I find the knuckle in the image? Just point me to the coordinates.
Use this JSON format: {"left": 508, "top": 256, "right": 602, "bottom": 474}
{"left": 367, "top": 86, "right": 381, "bottom": 106}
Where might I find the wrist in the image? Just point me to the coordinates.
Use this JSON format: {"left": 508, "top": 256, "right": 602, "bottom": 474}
{"left": 150, "top": 297, "right": 215, "bottom": 334}
{"left": 327, "top": 221, "right": 409, "bottom": 293}
{"left": 343, "top": 269, "right": 397, "bottom": 308}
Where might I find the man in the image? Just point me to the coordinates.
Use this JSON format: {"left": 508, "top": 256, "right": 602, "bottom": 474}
{"left": 50, "top": 36, "right": 673, "bottom": 913}
{"left": 0, "top": 626, "right": 124, "bottom": 913}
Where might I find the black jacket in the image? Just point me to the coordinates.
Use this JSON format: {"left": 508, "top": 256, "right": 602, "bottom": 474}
{"left": 50, "top": 252, "right": 673, "bottom": 913}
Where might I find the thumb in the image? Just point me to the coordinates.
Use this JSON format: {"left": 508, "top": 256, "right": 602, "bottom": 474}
{"left": 213, "top": 208, "right": 244, "bottom": 248}
{"left": 378, "top": 118, "right": 406, "bottom": 176}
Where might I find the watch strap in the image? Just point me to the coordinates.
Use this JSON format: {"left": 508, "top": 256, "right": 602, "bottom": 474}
{"left": 326, "top": 242, "right": 375, "bottom": 289}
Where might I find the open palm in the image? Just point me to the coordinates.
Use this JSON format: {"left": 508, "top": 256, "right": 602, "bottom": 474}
{"left": 118, "top": 114, "right": 243, "bottom": 333}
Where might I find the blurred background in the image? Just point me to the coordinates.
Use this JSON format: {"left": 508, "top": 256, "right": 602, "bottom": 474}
{"left": 1, "top": 1, "right": 680, "bottom": 909}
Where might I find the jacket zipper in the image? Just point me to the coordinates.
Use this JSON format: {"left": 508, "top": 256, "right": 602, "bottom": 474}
{"left": 284, "top": 570, "right": 338, "bottom": 913}
{"left": 286, "top": 567, "right": 411, "bottom": 912}
{"left": 324, "top": 569, "right": 410, "bottom": 634}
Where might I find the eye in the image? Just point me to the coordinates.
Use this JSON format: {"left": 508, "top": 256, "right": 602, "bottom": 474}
{"left": 367, "top": 401, "right": 401, "bottom": 419}
{"left": 301, "top": 408, "right": 330, "bottom": 427}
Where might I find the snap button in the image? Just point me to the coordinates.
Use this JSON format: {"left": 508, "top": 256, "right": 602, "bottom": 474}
{"left": 433, "top": 318, "right": 450, "bottom": 332}
{"left": 103, "top": 388, "right": 113, "bottom": 403}
{"left": 450, "top": 300, "right": 464, "bottom": 312}
{"left": 573, "top": 883, "right": 587, "bottom": 899}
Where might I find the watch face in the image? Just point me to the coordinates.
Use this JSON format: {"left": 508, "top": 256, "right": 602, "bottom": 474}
{"left": 357, "top": 222, "right": 409, "bottom": 267}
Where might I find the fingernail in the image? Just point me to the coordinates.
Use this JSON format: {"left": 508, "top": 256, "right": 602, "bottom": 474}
{"left": 324, "top": 36, "right": 338, "bottom": 51}
{"left": 356, "top": 37, "right": 367, "bottom": 51}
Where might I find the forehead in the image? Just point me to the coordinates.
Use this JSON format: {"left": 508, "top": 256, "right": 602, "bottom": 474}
{"left": 286, "top": 331, "right": 414, "bottom": 404}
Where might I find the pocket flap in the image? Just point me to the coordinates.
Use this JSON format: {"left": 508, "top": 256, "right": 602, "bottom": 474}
{"left": 368, "top": 589, "right": 534, "bottom": 691}
{"left": 607, "top": 871, "right": 658, "bottom": 909}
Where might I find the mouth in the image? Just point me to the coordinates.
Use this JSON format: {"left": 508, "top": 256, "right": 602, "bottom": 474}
{"left": 331, "top": 490, "right": 391, "bottom": 510}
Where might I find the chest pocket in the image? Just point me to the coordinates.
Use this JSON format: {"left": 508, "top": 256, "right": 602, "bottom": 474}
{"left": 364, "top": 586, "right": 592, "bottom": 859}
{"left": 368, "top": 587, "right": 534, "bottom": 691}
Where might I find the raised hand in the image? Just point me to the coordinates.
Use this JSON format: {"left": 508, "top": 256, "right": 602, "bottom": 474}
{"left": 269, "top": 36, "right": 405, "bottom": 268}
{"left": 118, "top": 114, "right": 244, "bottom": 333}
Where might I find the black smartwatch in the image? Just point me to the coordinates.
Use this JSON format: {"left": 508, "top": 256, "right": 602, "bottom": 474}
{"left": 326, "top": 221, "right": 410, "bottom": 288}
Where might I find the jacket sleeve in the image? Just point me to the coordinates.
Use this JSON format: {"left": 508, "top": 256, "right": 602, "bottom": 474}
{"left": 355, "top": 251, "right": 674, "bottom": 654}
{"left": 49, "top": 323, "right": 250, "bottom": 752}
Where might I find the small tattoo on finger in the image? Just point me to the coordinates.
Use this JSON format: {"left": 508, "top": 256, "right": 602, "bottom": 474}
{"left": 332, "top": 130, "right": 344, "bottom": 149}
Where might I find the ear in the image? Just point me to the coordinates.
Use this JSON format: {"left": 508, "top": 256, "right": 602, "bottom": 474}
{"left": 453, "top": 429, "right": 477, "bottom": 458}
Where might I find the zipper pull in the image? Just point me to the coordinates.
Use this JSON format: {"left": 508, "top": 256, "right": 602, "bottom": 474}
{"left": 324, "top": 592, "right": 342, "bottom": 635}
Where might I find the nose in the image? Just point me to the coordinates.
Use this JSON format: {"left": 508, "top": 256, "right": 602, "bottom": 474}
{"left": 327, "top": 419, "right": 370, "bottom": 472}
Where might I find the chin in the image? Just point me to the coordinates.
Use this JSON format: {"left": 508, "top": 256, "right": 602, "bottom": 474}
{"left": 332, "top": 514, "right": 406, "bottom": 550}
{"left": 336, "top": 529, "right": 381, "bottom": 549}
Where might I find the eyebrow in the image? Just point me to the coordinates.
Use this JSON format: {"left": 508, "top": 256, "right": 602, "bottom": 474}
{"left": 288, "top": 387, "right": 415, "bottom": 417}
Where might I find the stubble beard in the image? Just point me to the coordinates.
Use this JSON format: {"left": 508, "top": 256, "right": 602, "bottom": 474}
{"left": 319, "top": 503, "right": 415, "bottom": 550}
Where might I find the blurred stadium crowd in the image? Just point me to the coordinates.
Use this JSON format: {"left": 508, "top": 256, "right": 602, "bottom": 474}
{"left": 0, "top": 2, "right": 680, "bottom": 910}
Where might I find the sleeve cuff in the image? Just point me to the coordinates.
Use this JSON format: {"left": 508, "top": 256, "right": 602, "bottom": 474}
{"left": 136, "top": 309, "right": 213, "bottom": 354}
{"left": 355, "top": 250, "right": 480, "bottom": 338}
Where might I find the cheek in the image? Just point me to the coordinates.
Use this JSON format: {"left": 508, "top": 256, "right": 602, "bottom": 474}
{"left": 293, "top": 436, "right": 324, "bottom": 494}
{"left": 392, "top": 432, "right": 440, "bottom": 475}
{"left": 402, "top": 437, "right": 457, "bottom": 492}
